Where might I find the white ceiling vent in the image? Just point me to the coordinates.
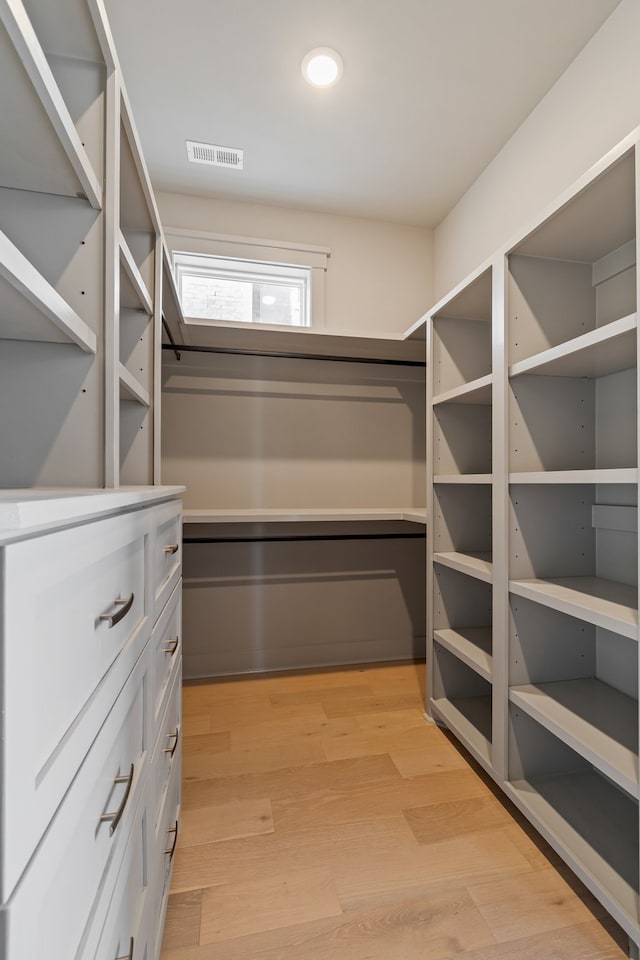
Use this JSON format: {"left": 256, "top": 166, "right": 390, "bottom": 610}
{"left": 186, "top": 140, "right": 244, "bottom": 170}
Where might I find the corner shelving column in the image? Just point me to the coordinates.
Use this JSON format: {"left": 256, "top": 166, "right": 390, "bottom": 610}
{"left": 502, "top": 140, "right": 640, "bottom": 947}
{"left": 104, "top": 78, "right": 162, "bottom": 486}
{"left": 426, "top": 265, "right": 501, "bottom": 775}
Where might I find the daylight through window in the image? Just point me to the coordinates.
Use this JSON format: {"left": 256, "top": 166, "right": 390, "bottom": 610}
{"left": 174, "top": 253, "right": 311, "bottom": 327}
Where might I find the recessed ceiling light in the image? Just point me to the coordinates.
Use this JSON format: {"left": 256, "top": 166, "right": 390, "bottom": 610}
{"left": 301, "top": 47, "right": 343, "bottom": 88}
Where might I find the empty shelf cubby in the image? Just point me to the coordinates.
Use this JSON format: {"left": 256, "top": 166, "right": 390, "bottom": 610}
{"left": 432, "top": 642, "right": 493, "bottom": 767}
{"left": 508, "top": 707, "right": 639, "bottom": 929}
{"left": 431, "top": 267, "right": 492, "bottom": 398}
{"left": 433, "top": 484, "right": 492, "bottom": 580}
{"left": 433, "top": 400, "right": 492, "bottom": 477}
{"left": 509, "top": 484, "right": 637, "bottom": 638}
{"left": 508, "top": 150, "right": 636, "bottom": 367}
{"left": 509, "top": 362, "right": 636, "bottom": 474}
{"left": 509, "top": 596, "right": 638, "bottom": 796}
{"left": 433, "top": 564, "right": 492, "bottom": 681}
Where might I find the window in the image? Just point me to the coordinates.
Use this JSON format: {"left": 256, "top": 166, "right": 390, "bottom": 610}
{"left": 174, "top": 254, "right": 311, "bottom": 328}
{"left": 166, "top": 228, "right": 329, "bottom": 330}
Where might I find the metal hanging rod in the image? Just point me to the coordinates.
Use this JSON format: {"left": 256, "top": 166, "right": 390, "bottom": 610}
{"left": 161, "top": 317, "right": 181, "bottom": 361}
{"left": 184, "top": 532, "right": 426, "bottom": 544}
{"left": 162, "top": 342, "right": 425, "bottom": 367}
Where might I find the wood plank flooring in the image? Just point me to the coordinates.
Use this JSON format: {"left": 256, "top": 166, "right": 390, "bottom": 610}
{"left": 161, "top": 661, "right": 629, "bottom": 959}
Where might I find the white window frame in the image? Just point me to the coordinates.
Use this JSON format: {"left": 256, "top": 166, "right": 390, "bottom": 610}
{"left": 165, "top": 227, "right": 329, "bottom": 329}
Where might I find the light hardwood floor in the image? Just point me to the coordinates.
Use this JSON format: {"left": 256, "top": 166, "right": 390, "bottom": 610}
{"left": 161, "top": 661, "right": 629, "bottom": 959}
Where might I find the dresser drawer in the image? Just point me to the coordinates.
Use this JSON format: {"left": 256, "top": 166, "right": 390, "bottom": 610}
{"left": 150, "top": 659, "right": 182, "bottom": 832}
{"left": 0, "top": 507, "right": 152, "bottom": 900}
{"left": 80, "top": 780, "right": 150, "bottom": 960}
{"left": 149, "top": 753, "right": 181, "bottom": 960}
{"left": 0, "top": 654, "right": 148, "bottom": 960}
{"left": 151, "top": 500, "right": 182, "bottom": 618}
{"left": 150, "top": 579, "right": 182, "bottom": 733}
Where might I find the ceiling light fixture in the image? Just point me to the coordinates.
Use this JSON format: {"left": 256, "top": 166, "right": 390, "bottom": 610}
{"left": 301, "top": 47, "right": 343, "bottom": 88}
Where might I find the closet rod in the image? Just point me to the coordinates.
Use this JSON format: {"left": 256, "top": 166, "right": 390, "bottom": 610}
{"left": 161, "top": 317, "right": 181, "bottom": 360}
{"left": 184, "top": 533, "right": 426, "bottom": 544}
{"left": 162, "top": 342, "right": 425, "bottom": 367}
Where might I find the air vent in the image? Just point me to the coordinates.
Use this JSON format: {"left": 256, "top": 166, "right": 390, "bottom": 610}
{"left": 186, "top": 140, "right": 244, "bottom": 169}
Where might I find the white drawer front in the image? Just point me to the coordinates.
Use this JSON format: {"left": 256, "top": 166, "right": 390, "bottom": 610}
{"left": 0, "top": 655, "right": 148, "bottom": 960}
{"left": 150, "top": 580, "right": 182, "bottom": 732}
{"left": 151, "top": 500, "right": 182, "bottom": 617}
{"left": 149, "top": 754, "right": 181, "bottom": 960}
{"left": 151, "top": 660, "right": 182, "bottom": 832}
{"left": 81, "top": 782, "right": 150, "bottom": 960}
{"left": 0, "top": 507, "right": 152, "bottom": 900}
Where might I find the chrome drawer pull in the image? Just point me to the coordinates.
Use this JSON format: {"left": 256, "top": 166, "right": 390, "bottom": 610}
{"left": 115, "top": 937, "right": 134, "bottom": 960}
{"left": 100, "top": 763, "right": 134, "bottom": 835}
{"left": 165, "top": 820, "right": 179, "bottom": 859}
{"left": 163, "top": 637, "right": 180, "bottom": 656}
{"left": 163, "top": 726, "right": 180, "bottom": 758}
{"left": 163, "top": 543, "right": 179, "bottom": 555}
{"left": 100, "top": 593, "right": 135, "bottom": 628}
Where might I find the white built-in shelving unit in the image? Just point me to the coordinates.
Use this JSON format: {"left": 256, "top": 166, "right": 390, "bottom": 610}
{"left": 427, "top": 129, "right": 639, "bottom": 952}
{"left": 0, "top": 2, "right": 184, "bottom": 958}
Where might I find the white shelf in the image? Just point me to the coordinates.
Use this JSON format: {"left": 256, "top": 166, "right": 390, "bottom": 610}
{"left": 167, "top": 320, "right": 426, "bottom": 366}
{"left": 510, "top": 469, "right": 638, "bottom": 485}
{"left": 510, "top": 577, "right": 638, "bottom": 640}
{"left": 430, "top": 696, "right": 492, "bottom": 769}
{"left": 119, "top": 363, "right": 150, "bottom": 407}
{"left": 183, "top": 507, "right": 427, "bottom": 525}
{"left": 161, "top": 243, "right": 186, "bottom": 346}
{"left": 507, "top": 772, "right": 638, "bottom": 929}
{"left": 0, "top": 1, "right": 101, "bottom": 207}
{"left": 434, "top": 474, "right": 492, "bottom": 484}
{"left": 119, "top": 231, "right": 153, "bottom": 315}
{"left": 433, "top": 374, "right": 493, "bottom": 406}
{"left": 0, "top": 228, "right": 96, "bottom": 351}
{"left": 434, "top": 627, "right": 492, "bottom": 682}
{"left": 434, "top": 551, "right": 493, "bottom": 583}
{"left": 510, "top": 313, "right": 637, "bottom": 379}
{"left": 510, "top": 679, "right": 638, "bottom": 797}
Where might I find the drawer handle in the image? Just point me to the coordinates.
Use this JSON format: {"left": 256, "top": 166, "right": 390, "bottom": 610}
{"left": 164, "top": 543, "right": 179, "bottom": 556}
{"left": 165, "top": 820, "right": 179, "bottom": 859}
{"left": 100, "top": 593, "right": 135, "bottom": 628}
{"left": 163, "top": 637, "right": 180, "bottom": 656}
{"left": 115, "top": 937, "right": 134, "bottom": 960}
{"left": 100, "top": 763, "right": 135, "bottom": 835}
{"left": 163, "top": 726, "right": 180, "bottom": 758}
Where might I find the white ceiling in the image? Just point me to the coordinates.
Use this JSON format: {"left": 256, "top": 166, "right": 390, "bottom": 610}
{"left": 104, "top": 0, "right": 621, "bottom": 228}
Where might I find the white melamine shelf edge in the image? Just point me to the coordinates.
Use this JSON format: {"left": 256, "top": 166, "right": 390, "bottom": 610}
{"left": 161, "top": 244, "right": 186, "bottom": 332}
{"left": 433, "top": 552, "right": 493, "bottom": 583}
{"left": 169, "top": 321, "right": 425, "bottom": 366}
{"left": 1, "top": 0, "right": 102, "bottom": 208}
{"left": 119, "top": 363, "right": 150, "bottom": 406}
{"left": 505, "top": 773, "right": 639, "bottom": 931}
{"left": 509, "top": 313, "right": 637, "bottom": 379}
{"left": 430, "top": 696, "right": 493, "bottom": 770}
{"left": 509, "top": 577, "right": 638, "bottom": 640}
{"left": 432, "top": 374, "right": 493, "bottom": 406}
{"left": 509, "top": 679, "right": 638, "bottom": 798}
{"left": 434, "top": 475, "right": 493, "bottom": 485}
{"left": 119, "top": 231, "right": 153, "bottom": 315}
{"left": 509, "top": 469, "right": 638, "bottom": 484}
{"left": 0, "top": 229, "right": 96, "bottom": 352}
{"left": 183, "top": 507, "right": 427, "bottom": 524}
{"left": 433, "top": 627, "right": 492, "bottom": 682}
{"left": 402, "top": 313, "right": 427, "bottom": 341}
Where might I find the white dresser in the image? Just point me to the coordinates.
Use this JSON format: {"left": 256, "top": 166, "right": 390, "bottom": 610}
{"left": 0, "top": 487, "right": 183, "bottom": 960}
